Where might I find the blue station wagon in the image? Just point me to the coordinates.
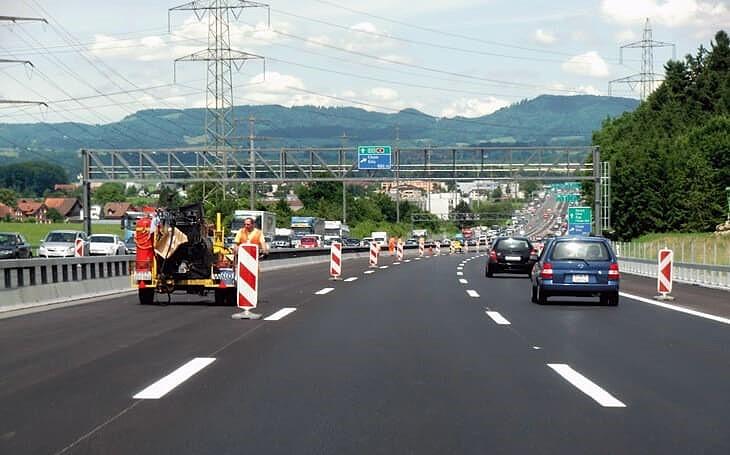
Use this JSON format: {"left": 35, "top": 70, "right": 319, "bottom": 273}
{"left": 530, "top": 236, "right": 620, "bottom": 306}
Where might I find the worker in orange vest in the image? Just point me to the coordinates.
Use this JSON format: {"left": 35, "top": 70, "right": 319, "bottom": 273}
{"left": 234, "top": 217, "right": 268, "bottom": 256}
{"left": 388, "top": 236, "right": 396, "bottom": 256}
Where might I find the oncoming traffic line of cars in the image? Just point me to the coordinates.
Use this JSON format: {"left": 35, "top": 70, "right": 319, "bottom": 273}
{"left": 0, "top": 230, "right": 130, "bottom": 259}
{"left": 484, "top": 235, "right": 621, "bottom": 306}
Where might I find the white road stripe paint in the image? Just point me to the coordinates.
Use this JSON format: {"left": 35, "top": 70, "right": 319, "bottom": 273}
{"left": 404, "top": 260, "right": 411, "bottom": 263}
{"left": 264, "top": 308, "right": 297, "bottom": 321}
{"left": 344, "top": 277, "right": 358, "bottom": 282}
{"left": 486, "top": 311, "right": 511, "bottom": 325}
{"left": 466, "top": 289, "right": 480, "bottom": 298}
{"left": 134, "top": 358, "right": 215, "bottom": 399}
{"left": 379, "top": 265, "right": 389, "bottom": 269}
{"left": 315, "top": 287, "right": 335, "bottom": 295}
{"left": 415, "top": 257, "right": 422, "bottom": 261}
{"left": 457, "top": 271, "right": 464, "bottom": 276}
{"left": 364, "top": 270, "right": 375, "bottom": 274}
{"left": 547, "top": 364, "right": 626, "bottom": 408}
{"left": 459, "top": 278, "right": 468, "bottom": 284}
{"left": 393, "top": 262, "right": 401, "bottom": 265}
{"left": 620, "top": 292, "right": 730, "bottom": 325}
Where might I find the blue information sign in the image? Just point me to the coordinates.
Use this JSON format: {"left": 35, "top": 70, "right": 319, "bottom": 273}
{"left": 568, "top": 223, "right": 592, "bottom": 236}
{"left": 358, "top": 145, "right": 392, "bottom": 170}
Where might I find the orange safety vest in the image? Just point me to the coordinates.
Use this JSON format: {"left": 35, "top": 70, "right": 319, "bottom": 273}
{"left": 235, "top": 227, "right": 264, "bottom": 248}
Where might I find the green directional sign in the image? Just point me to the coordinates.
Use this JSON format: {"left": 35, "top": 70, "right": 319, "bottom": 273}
{"left": 568, "top": 206, "right": 592, "bottom": 224}
{"left": 557, "top": 194, "right": 581, "bottom": 202}
{"left": 358, "top": 145, "right": 392, "bottom": 170}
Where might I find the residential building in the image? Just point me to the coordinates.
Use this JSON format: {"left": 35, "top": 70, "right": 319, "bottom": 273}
{"left": 103, "top": 202, "right": 136, "bottom": 219}
{"left": 16, "top": 199, "right": 48, "bottom": 223}
{"left": 44, "top": 197, "right": 83, "bottom": 221}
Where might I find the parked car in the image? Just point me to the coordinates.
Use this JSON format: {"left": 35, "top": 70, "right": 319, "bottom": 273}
{"left": 39, "top": 230, "right": 89, "bottom": 257}
{"left": 486, "top": 236, "right": 537, "bottom": 277}
{"left": 323, "top": 237, "right": 342, "bottom": 247}
{"left": 405, "top": 238, "right": 419, "bottom": 246}
{"left": 88, "top": 234, "right": 126, "bottom": 256}
{"left": 0, "top": 232, "right": 32, "bottom": 259}
{"left": 530, "top": 236, "right": 620, "bottom": 306}
{"left": 360, "top": 237, "right": 374, "bottom": 247}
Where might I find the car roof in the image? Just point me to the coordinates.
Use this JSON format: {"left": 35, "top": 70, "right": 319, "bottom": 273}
{"left": 48, "top": 230, "right": 84, "bottom": 234}
{"left": 0, "top": 232, "right": 21, "bottom": 235}
{"left": 89, "top": 234, "right": 115, "bottom": 237}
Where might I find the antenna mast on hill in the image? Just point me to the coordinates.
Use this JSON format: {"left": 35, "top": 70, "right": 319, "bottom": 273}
{"left": 609, "top": 18, "right": 675, "bottom": 100}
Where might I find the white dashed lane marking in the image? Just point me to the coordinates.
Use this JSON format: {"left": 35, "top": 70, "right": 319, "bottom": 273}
{"left": 315, "top": 287, "right": 335, "bottom": 295}
{"left": 364, "top": 270, "right": 375, "bottom": 274}
{"left": 547, "top": 364, "right": 626, "bottom": 408}
{"left": 485, "top": 311, "right": 510, "bottom": 325}
{"left": 264, "top": 308, "right": 297, "bottom": 321}
{"left": 466, "top": 290, "right": 480, "bottom": 298}
{"left": 134, "top": 358, "right": 215, "bottom": 400}
{"left": 458, "top": 278, "right": 468, "bottom": 284}
{"left": 344, "top": 277, "right": 358, "bottom": 282}
{"left": 457, "top": 271, "right": 464, "bottom": 276}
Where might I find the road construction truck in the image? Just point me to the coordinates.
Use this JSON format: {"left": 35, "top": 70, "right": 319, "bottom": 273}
{"left": 131, "top": 203, "right": 238, "bottom": 305}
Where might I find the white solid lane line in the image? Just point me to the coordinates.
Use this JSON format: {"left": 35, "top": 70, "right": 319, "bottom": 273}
{"left": 620, "top": 292, "right": 730, "bottom": 325}
{"left": 315, "top": 287, "right": 335, "bottom": 295}
{"left": 344, "top": 277, "right": 358, "bottom": 282}
{"left": 466, "top": 290, "right": 480, "bottom": 298}
{"left": 457, "top": 271, "right": 464, "bottom": 276}
{"left": 459, "top": 278, "right": 468, "bottom": 284}
{"left": 547, "top": 364, "right": 626, "bottom": 408}
{"left": 264, "top": 308, "right": 297, "bottom": 321}
{"left": 485, "top": 311, "right": 510, "bottom": 325}
{"left": 134, "top": 358, "right": 215, "bottom": 400}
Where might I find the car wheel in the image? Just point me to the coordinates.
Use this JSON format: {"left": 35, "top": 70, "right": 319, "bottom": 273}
{"left": 531, "top": 284, "right": 538, "bottom": 303}
{"left": 601, "top": 292, "right": 619, "bottom": 306}
{"left": 537, "top": 286, "right": 548, "bottom": 305}
{"left": 138, "top": 288, "right": 154, "bottom": 305}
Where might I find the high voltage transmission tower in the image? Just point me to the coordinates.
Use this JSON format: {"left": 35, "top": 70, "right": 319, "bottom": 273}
{"left": 169, "top": 1, "right": 269, "bottom": 151}
{"left": 609, "top": 18, "right": 675, "bottom": 100}
{"left": 0, "top": 14, "right": 48, "bottom": 108}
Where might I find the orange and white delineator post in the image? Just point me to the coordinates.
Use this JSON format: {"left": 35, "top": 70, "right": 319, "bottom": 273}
{"left": 232, "top": 244, "right": 261, "bottom": 320}
{"left": 369, "top": 241, "right": 379, "bottom": 268}
{"left": 330, "top": 242, "right": 342, "bottom": 280}
{"left": 74, "top": 238, "right": 84, "bottom": 257}
{"left": 655, "top": 248, "right": 674, "bottom": 301}
{"left": 396, "top": 241, "right": 404, "bottom": 261}
{"left": 418, "top": 239, "right": 424, "bottom": 257}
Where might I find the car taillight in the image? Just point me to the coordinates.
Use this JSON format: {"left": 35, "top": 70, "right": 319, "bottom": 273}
{"left": 540, "top": 263, "right": 553, "bottom": 279}
{"left": 608, "top": 262, "right": 620, "bottom": 280}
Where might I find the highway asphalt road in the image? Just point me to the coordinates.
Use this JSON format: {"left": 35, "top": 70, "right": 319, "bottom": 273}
{"left": 1, "top": 251, "right": 728, "bottom": 454}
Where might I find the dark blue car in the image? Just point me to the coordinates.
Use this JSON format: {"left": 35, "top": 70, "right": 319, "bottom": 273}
{"left": 530, "top": 236, "right": 620, "bottom": 306}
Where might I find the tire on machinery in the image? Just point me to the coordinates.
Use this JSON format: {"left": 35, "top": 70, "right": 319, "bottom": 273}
{"left": 139, "top": 288, "right": 154, "bottom": 305}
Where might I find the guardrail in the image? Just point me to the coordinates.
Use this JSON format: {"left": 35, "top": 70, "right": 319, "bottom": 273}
{"left": 0, "top": 244, "right": 432, "bottom": 312}
{"left": 617, "top": 257, "right": 730, "bottom": 291}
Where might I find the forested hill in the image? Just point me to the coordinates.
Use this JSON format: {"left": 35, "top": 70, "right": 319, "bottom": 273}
{"left": 0, "top": 94, "right": 637, "bottom": 174}
{"left": 594, "top": 30, "right": 730, "bottom": 239}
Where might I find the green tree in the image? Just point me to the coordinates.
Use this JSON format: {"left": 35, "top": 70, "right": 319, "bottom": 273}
{"left": 93, "top": 182, "right": 126, "bottom": 206}
{"left": 0, "top": 161, "right": 68, "bottom": 196}
{"left": 46, "top": 208, "right": 63, "bottom": 223}
{"left": 0, "top": 188, "right": 19, "bottom": 206}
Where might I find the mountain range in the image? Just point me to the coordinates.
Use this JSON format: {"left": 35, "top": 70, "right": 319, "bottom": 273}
{"left": 0, "top": 94, "right": 638, "bottom": 175}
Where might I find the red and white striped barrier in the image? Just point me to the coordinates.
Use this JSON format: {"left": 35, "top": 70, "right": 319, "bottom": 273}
{"left": 655, "top": 248, "right": 674, "bottom": 300}
{"left": 464, "top": 242, "right": 469, "bottom": 254}
{"left": 74, "top": 238, "right": 84, "bottom": 257}
{"left": 435, "top": 241, "right": 441, "bottom": 256}
{"left": 369, "top": 242, "right": 379, "bottom": 268}
{"left": 232, "top": 244, "right": 261, "bottom": 319}
{"left": 330, "top": 242, "right": 342, "bottom": 280}
{"left": 396, "top": 241, "right": 404, "bottom": 261}
{"left": 418, "top": 241, "right": 424, "bottom": 257}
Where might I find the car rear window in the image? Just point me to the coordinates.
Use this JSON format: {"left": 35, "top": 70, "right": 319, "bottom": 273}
{"left": 495, "top": 238, "right": 530, "bottom": 250}
{"left": 550, "top": 241, "right": 610, "bottom": 261}
{"left": 46, "top": 232, "right": 76, "bottom": 243}
{"left": 90, "top": 236, "right": 114, "bottom": 243}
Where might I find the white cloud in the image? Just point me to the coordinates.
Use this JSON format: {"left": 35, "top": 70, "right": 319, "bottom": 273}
{"left": 600, "top": 0, "right": 730, "bottom": 28}
{"left": 350, "top": 22, "right": 378, "bottom": 34}
{"left": 248, "top": 71, "right": 304, "bottom": 92}
{"left": 343, "top": 21, "right": 394, "bottom": 52}
{"left": 306, "top": 35, "right": 332, "bottom": 48}
{"left": 440, "top": 97, "right": 510, "bottom": 118}
{"left": 615, "top": 29, "right": 638, "bottom": 42}
{"left": 370, "top": 87, "right": 398, "bottom": 101}
{"left": 562, "top": 51, "right": 610, "bottom": 77}
{"left": 535, "top": 29, "right": 557, "bottom": 44}
{"left": 549, "top": 83, "right": 604, "bottom": 95}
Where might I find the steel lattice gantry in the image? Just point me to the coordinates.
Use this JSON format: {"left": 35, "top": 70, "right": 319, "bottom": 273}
{"left": 82, "top": 146, "right": 604, "bottom": 232}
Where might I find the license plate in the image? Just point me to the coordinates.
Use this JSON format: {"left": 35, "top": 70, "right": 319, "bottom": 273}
{"left": 505, "top": 255, "right": 521, "bottom": 261}
{"left": 134, "top": 271, "right": 152, "bottom": 281}
{"left": 572, "top": 274, "right": 589, "bottom": 283}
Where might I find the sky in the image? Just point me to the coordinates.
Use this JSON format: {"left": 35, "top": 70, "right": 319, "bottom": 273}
{"left": 0, "top": 0, "right": 728, "bottom": 125}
